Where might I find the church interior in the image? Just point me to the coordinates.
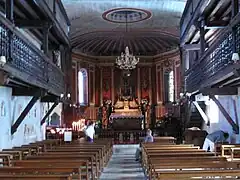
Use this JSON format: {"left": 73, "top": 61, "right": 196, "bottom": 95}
{"left": 0, "top": 0, "right": 240, "bottom": 179}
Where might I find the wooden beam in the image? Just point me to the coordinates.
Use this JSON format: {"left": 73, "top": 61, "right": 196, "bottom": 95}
{"left": 233, "top": 97, "right": 239, "bottom": 134}
{"left": 209, "top": 95, "right": 239, "bottom": 133}
{"left": 14, "top": 19, "right": 51, "bottom": 29}
{"left": 12, "top": 88, "right": 39, "bottom": 96}
{"left": 33, "top": 0, "right": 70, "bottom": 46}
{"left": 11, "top": 89, "right": 44, "bottom": 135}
{"left": 199, "top": 17, "right": 206, "bottom": 54}
{"left": 201, "top": 87, "right": 238, "bottom": 95}
{"left": 193, "top": 101, "right": 209, "bottom": 124}
{"left": 5, "top": 0, "right": 13, "bottom": 22}
{"left": 180, "top": 0, "right": 210, "bottom": 45}
{"left": 232, "top": 0, "right": 239, "bottom": 18}
{"left": 41, "top": 101, "right": 59, "bottom": 125}
{"left": 205, "top": 20, "right": 228, "bottom": 29}
{"left": 182, "top": 44, "right": 200, "bottom": 50}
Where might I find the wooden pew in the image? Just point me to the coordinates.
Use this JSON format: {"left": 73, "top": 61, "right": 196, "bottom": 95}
{"left": 0, "top": 167, "right": 76, "bottom": 178}
{"left": 0, "top": 154, "right": 12, "bottom": 166}
{"left": 0, "top": 150, "right": 23, "bottom": 160}
{"left": 0, "top": 174, "right": 72, "bottom": 179}
{"left": 25, "top": 154, "right": 96, "bottom": 179}
{"left": 141, "top": 142, "right": 240, "bottom": 180}
{"left": 156, "top": 169, "right": 240, "bottom": 179}
{"left": 39, "top": 151, "right": 101, "bottom": 177}
{"left": 12, "top": 159, "right": 88, "bottom": 179}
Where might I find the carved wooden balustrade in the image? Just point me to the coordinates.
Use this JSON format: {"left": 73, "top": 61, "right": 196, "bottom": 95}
{"left": 98, "top": 130, "right": 146, "bottom": 144}
{"left": 0, "top": 14, "right": 64, "bottom": 95}
{"left": 185, "top": 23, "right": 240, "bottom": 92}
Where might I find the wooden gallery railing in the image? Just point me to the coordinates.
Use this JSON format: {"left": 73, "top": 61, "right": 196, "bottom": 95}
{"left": 185, "top": 23, "right": 240, "bottom": 92}
{"left": 0, "top": 14, "right": 64, "bottom": 95}
{"left": 99, "top": 130, "right": 147, "bottom": 144}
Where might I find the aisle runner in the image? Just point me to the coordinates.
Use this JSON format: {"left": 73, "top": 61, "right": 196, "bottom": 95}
{"left": 100, "top": 145, "right": 146, "bottom": 180}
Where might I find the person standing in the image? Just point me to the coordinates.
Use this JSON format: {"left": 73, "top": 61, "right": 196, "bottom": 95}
{"left": 85, "top": 121, "right": 95, "bottom": 143}
{"left": 202, "top": 130, "right": 229, "bottom": 152}
{"left": 135, "top": 129, "right": 154, "bottom": 161}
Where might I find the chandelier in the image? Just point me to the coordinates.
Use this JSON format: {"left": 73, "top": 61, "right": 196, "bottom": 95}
{"left": 116, "top": 46, "right": 139, "bottom": 70}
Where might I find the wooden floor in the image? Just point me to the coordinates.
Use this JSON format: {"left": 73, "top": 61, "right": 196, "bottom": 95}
{"left": 100, "top": 145, "right": 146, "bottom": 180}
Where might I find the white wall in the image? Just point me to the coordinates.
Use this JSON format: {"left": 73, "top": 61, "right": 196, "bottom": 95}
{"left": 0, "top": 86, "right": 47, "bottom": 150}
{"left": 204, "top": 95, "right": 240, "bottom": 143}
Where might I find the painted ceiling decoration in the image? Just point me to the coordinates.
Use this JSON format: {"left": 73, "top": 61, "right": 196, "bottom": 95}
{"left": 62, "top": 0, "right": 187, "bottom": 56}
{"left": 102, "top": 8, "right": 152, "bottom": 23}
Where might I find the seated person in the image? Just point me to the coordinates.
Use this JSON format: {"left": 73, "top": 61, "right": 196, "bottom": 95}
{"left": 202, "top": 130, "right": 229, "bottom": 152}
{"left": 135, "top": 129, "right": 154, "bottom": 161}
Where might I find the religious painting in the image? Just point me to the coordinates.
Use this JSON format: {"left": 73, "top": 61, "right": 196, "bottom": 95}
{"left": 102, "top": 68, "right": 112, "bottom": 100}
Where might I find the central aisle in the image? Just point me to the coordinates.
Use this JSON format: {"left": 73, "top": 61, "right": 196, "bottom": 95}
{"left": 100, "top": 144, "right": 146, "bottom": 180}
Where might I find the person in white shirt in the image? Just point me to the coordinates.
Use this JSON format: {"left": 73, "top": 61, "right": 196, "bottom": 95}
{"left": 202, "top": 130, "right": 229, "bottom": 152}
{"left": 85, "top": 121, "right": 95, "bottom": 143}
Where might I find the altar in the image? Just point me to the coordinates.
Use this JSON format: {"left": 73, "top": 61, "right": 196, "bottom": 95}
{"left": 109, "top": 98, "right": 143, "bottom": 130}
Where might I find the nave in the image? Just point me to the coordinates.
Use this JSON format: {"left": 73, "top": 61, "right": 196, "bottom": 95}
{"left": 99, "top": 145, "right": 146, "bottom": 180}
{"left": 0, "top": 136, "right": 240, "bottom": 179}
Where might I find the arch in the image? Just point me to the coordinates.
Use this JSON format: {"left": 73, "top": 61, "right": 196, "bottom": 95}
{"left": 78, "top": 68, "right": 88, "bottom": 105}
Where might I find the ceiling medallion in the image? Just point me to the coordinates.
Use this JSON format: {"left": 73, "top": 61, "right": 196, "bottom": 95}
{"left": 102, "top": 8, "right": 152, "bottom": 23}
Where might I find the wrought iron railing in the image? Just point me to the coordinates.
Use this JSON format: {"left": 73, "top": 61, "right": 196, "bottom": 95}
{"left": 0, "top": 14, "right": 64, "bottom": 96}
{"left": 185, "top": 26, "right": 236, "bottom": 92}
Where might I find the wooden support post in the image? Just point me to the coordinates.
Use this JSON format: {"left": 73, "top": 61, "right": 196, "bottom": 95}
{"left": 185, "top": 100, "right": 193, "bottom": 127}
{"left": 232, "top": 97, "right": 239, "bottom": 134}
{"left": 5, "top": 0, "right": 14, "bottom": 62}
{"left": 199, "top": 17, "right": 206, "bottom": 54}
{"left": 193, "top": 101, "right": 209, "bottom": 124}
{"left": 41, "top": 101, "right": 59, "bottom": 125}
{"left": 232, "top": 0, "right": 239, "bottom": 53}
{"left": 210, "top": 95, "right": 239, "bottom": 133}
{"left": 5, "top": 0, "right": 13, "bottom": 22}
{"left": 43, "top": 26, "right": 49, "bottom": 55}
{"left": 11, "top": 90, "right": 43, "bottom": 135}
{"left": 232, "top": 0, "right": 239, "bottom": 19}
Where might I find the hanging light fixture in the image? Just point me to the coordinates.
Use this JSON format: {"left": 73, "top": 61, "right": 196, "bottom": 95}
{"left": 115, "top": 11, "right": 140, "bottom": 70}
{"left": 116, "top": 46, "right": 139, "bottom": 70}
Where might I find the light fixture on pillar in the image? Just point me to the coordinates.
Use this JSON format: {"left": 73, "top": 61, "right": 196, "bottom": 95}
{"left": 0, "top": 56, "right": 6, "bottom": 67}
{"left": 232, "top": 53, "right": 240, "bottom": 63}
{"left": 60, "top": 93, "right": 71, "bottom": 103}
{"left": 67, "top": 93, "right": 71, "bottom": 98}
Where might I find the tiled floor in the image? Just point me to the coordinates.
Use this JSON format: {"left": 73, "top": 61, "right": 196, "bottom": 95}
{"left": 99, "top": 144, "right": 146, "bottom": 180}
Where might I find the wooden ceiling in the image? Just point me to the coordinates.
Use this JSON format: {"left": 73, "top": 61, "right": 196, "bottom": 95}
{"left": 62, "top": 0, "right": 187, "bottom": 56}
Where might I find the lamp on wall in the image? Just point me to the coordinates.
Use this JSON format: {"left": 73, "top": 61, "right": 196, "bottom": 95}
{"left": 0, "top": 56, "right": 6, "bottom": 67}
{"left": 232, "top": 53, "right": 240, "bottom": 63}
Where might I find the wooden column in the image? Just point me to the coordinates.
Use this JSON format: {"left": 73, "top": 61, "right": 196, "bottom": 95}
{"left": 149, "top": 67, "right": 152, "bottom": 104}
{"left": 100, "top": 68, "right": 103, "bottom": 105}
{"left": 93, "top": 66, "right": 96, "bottom": 105}
{"left": 111, "top": 67, "right": 114, "bottom": 103}
{"left": 232, "top": 0, "right": 239, "bottom": 53}
{"left": 6, "top": 0, "right": 14, "bottom": 22}
{"left": 199, "top": 17, "right": 206, "bottom": 55}
{"left": 137, "top": 67, "right": 141, "bottom": 103}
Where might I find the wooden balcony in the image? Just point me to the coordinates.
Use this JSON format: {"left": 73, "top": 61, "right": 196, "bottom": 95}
{"left": 39, "top": 0, "right": 70, "bottom": 43}
{"left": 181, "top": 0, "right": 240, "bottom": 94}
{"left": 0, "top": 14, "right": 64, "bottom": 96}
{"left": 185, "top": 22, "right": 240, "bottom": 93}
{"left": 0, "top": 0, "right": 70, "bottom": 46}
